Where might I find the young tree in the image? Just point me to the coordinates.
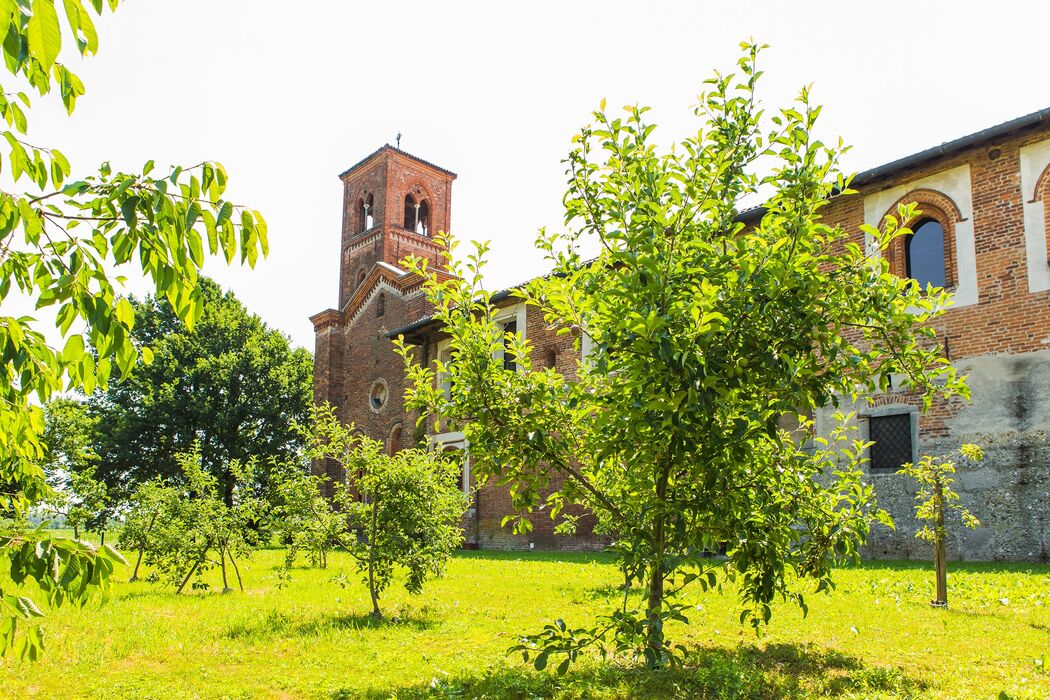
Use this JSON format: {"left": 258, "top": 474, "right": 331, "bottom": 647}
{"left": 267, "top": 456, "right": 340, "bottom": 570}
{"left": 398, "top": 43, "right": 967, "bottom": 667}
{"left": 141, "top": 447, "right": 263, "bottom": 594}
{"left": 41, "top": 398, "right": 110, "bottom": 539}
{"left": 0, "top": 0, "right": 268, "bottom": 658}
{"left": 41, "top": 466, "right": 107, "bottom": 540}
{"left": 279, "top": 404, "right": 467, "bottom": 618}
{"left": 898, "top": 444, "right": 982, "bottom": 608}
{"left": 86, "top": 277, "right": 313, "bottom": 504}
{"left": 118, "top": 477, "right": 178, "bottom": 582}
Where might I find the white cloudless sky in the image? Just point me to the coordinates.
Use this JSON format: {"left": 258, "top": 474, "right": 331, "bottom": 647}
{"left": 13, "top": 0, "right": 1050, "bottom": 349}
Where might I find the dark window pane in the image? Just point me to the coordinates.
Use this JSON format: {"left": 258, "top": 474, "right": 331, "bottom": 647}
{"left": 905, "top": 219, "right": 946, "bottom": 287}
{"left": 404, "top": 194, "right": 416, "bottom": 229}
{"left": 869, "top": 413, "right": 912, "bottom": 471}
{"left": 502, "top": 320, "right": 517, "bottom": 371}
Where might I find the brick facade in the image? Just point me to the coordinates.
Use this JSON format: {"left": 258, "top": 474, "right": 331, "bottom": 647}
{"left": 315, "top": 111, "right": 1050, "bottom": 560}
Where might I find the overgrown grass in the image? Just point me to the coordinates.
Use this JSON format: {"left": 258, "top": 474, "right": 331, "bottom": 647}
{"left": 1, "top": 546, "right": 1048, "bottom": 698}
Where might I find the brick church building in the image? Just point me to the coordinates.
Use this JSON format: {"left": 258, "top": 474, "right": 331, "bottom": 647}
{"left": 312, "top": 107, "right": 1050, "bottom": 562}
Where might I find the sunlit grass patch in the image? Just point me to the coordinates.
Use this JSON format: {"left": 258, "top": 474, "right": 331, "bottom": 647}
{"left": 0, "top": 547, "right": 1047, "bottom": 699}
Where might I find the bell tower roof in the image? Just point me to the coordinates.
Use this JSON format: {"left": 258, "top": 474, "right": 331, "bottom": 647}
{"left": 339, "top": 144, "right": 458, "bottom": 180}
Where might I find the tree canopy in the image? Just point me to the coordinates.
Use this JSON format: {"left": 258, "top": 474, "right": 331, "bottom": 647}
{"left": 85, "top": 277, "right": 313, "bottom": 502}
{"left": 398, "top": 43, "right": 967, "bottom": 668}
{"left": 0, "top": 0, "right": 267, "bottom": 659}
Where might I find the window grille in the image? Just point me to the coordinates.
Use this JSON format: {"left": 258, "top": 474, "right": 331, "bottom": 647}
{"left": 869, "top": 413, "right": 912, "bottom": 471}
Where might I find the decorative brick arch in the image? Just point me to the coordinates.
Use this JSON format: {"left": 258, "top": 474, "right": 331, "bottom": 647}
{"left": 880, "top": 188, "right": 963, "bottom": 287}
{"left": 1033, "top": 163, "right": 1050, "bottom": 265}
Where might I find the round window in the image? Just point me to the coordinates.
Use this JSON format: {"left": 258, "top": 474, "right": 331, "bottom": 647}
{"left": 369, "top": 379, "right": 388, "bottom": 412}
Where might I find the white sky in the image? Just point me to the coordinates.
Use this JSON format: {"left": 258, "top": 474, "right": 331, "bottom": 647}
{"left": 15, "top": 0, "right": 1050, "bottom": 350}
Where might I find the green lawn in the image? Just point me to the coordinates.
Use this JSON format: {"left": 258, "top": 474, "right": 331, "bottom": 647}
{"left": 1, "top": 545, "right": 1048, "bottom": 699}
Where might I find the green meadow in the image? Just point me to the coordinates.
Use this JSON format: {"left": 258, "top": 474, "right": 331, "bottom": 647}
{"left": 1, "top": 546, "right": 1048, "bottom": 699}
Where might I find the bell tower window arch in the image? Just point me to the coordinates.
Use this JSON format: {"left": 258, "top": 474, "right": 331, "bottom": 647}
{"left": 403, "top": 192, "right": 432, "bottom": 237}
{"left": 358, "top": 193, "right": 374, "bottom": 233}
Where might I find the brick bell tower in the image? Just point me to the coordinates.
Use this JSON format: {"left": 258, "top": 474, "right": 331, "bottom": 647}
{"left": 310, "top": 146, "right": 457, "bottom": 493}
{"left": 335, "top": 146, "right": 456, "bottom": 308}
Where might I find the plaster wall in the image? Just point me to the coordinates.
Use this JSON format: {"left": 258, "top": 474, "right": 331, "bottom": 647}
{"left": 818, "top": 349, "right": 1050, "bottom": 562}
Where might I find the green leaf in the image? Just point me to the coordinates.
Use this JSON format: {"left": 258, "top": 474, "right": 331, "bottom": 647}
{"left": 120, "top": 195, "right": 139, "bottom": 229}
{"left": 215, "top": 200, "right": 233, "bottom": 227}
{"left": 61, "top": 333, "right": 84, "bottom": 362}
{"left": 114, "top": 297, "right": 134, "bottom": 329}
{"left": 0, "top": 0, "right": 15, "bottom": 49}
{"left": 187, "top": 229, "right": 204, "bottom": 267}
{"left": 28, "top": 0, "right": 63, "bottom": 72}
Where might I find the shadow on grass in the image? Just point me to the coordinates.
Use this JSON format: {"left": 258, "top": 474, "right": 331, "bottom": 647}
{"left": 224, "top": 609, "right": 433, "bottom": 641}
{"left": 347, "top": 642, "right": 923, "bottom": 699}
{"left": 842, "top": 558, "right": 1050, "bottom": 575}
{"left": 453, "top": 549, "right": 616, "bottom": 566}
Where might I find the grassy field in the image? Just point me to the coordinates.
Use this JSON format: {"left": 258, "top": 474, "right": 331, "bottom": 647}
{"left": 0, "top": 544, "right": 1048, "bottom": 699}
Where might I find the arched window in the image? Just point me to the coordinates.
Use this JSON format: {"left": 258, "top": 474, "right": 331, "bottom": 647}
{"left": 905, "top": 218, "right": 947, "bottom": 288}
{"left": 416, "top": 200, "right": 430, "bottom": 236}
{"left": 376, "top": 292, "right": 385, "bottom": 318}
{"left": 1036, "top": 163, "right": 1050, "bottom": 266}
{"left": 358, "top": 193, "right": 374, "bottom": 232}
{"left": 404, "top": 194, "right": 417, "bottom": 230}
{"left": 357, "top": 268, "right": 366, "bottom": 287}
{"left": 545, "top": 348, "right": 557, "bottom": 369}
{"left": 387, "top": 424, "right": 402, "bottom": 456}
{"left": 881, "top": 190, "right": 959, "bottom": 289}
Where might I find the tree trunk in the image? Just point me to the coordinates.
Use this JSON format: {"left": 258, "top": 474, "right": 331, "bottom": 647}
{"left": 645, "top": 463, "right": 672, "bottom": 665}
{"left": 932, "top": 480, "right": 948, "bottom": 607}
{"left": 229, "top": 551, "right": 244, "bottom": 592}
{"left": 223, "top": 471, "right": 235, "bottom": 508}
{"left": 176, "top": 539, "right": 211, "bottom": 594}
{"left": 646, "top": 558, "right": 664, "bottom": 658}
{"left": 130, "top": 511, "right": 159, "bottom": 582}
{"left": 100, "top": 530, "right": 105, "bottom": 546}
{"left": 219, "top": 545, "right": 231, "bottom": 592}
{"left": 368, "top": 498, "right": 381, "bottom": 618}
{"left": 131, "top": 548, "right": 145, "bottom": 582}
{"left": 73, "top": 524, "right": 80, "bottom": 539}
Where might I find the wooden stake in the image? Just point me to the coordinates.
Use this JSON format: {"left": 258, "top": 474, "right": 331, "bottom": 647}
{"left": 932, "top": 480, "right": 948, "bottom": 607}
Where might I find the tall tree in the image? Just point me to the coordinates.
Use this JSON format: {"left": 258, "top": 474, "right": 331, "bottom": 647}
{"left": 0, "top": 0, "right": 267, "bottom": 659}
{"left": 399, "top": 43, "right": 967, "bottom": 668}
{"left": 86, "top": 278, "right": 313, "bottom": 502}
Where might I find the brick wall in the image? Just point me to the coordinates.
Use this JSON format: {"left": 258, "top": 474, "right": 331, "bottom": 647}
{"left": 813, "top": 125, "right": 1050, "bottom": 562}
{"left": 317, "top": 122, "right": 1050, "bottom": 560}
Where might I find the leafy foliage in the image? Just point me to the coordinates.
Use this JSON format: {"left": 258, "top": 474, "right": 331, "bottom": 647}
{"left": 40, "top": 398, "right": 109, "bottom": 538}
{"left": 898, "top": 444, "right": 983, "bottom": 542}
{"left": 398, "top": 43, "right": 966, "bottom": 668}
{"left": 84, "top": 277, "right": 313, "bottom": 502}
{"left": 116, "top": 477, "right": 176, "bottom": 582}
{"left": 40, "top": 464, "right": 107, "bottom": 539}
{"left": 278, "top": 404, "right": 467, "bottom": 617}
{"left": 123, "top": 446, "right": 263, "bottom": 593}
{"left": 0, "top": 0, "right": 267, "bottom": 656}
{"left": 266, "top": 452, "right": 340, "bottom": 571}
